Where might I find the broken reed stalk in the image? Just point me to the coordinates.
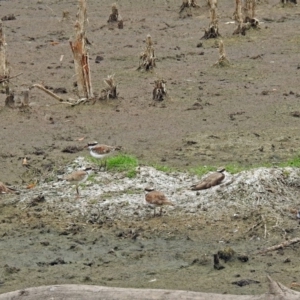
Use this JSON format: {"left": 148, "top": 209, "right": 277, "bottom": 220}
{"left": 179, "top": 0, "right": 200, "bottom": 13}
{"left": 0, "top": 21, "right": 9, "bottom": 92}
{"left": 69, "top": 0, "right": 94, "bottom": 99}
{"left": 138, "top": 34, "right": 156, "bottom": 71}
{"left": 153, "top": 79, "right": 167, "bottom": 101}
{"left": 244, "top": 0, "right": 256, "bottom": 21}
{"left": 107, "top": 3, "right": 123, "bottom": 29}
{"left": 233, "top": 0, "right": 259, "bottom": 35}
{"left": 201, "top": 3, "right": 220, "bottom": 39}
{"left": 258, "top": 237, "right": 300, "bottom": 254}
{"left": 214, "top": 40, "right": 230, "bottom": 67}
{"left": 233, "top": 0, "right": 247, "bottom": 35}
{"left": 100, "top": 75, "right": 117, "bottom": 100}
{"left": 108, "top": 3, "right": 118, "bottom": 22}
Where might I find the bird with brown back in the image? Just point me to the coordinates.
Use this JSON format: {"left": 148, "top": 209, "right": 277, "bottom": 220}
{"left": 145, "top": 187, "right": 174, "bottom": 216}
{"left": 63, "top": 169, "right": 91, "bottom": 197}
{"left": 191, "top": 168, "right": 226, "bottom": 190}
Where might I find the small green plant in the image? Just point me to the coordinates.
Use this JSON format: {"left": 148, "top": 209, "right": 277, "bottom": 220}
{"left": 224, "top": 164, "right": 245, "bottom": 174}
{"left": 126, "top": 169, "right": 137, "bottom": 178}
{"left": 106, "top": 154, "right": 138, "bottom": 171}
{"left": 152, "top": 164, "right": 175, "bottom": 173}
{"left": 189, "top": 165, "right": 216, "bottom": 177}
{"left": 279, "top": 155, "right": 300, "bottom": 168}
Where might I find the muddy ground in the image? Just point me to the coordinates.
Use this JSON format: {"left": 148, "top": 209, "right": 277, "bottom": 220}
{"left": 0, "top": 0, "right": 300, "bottom": 297}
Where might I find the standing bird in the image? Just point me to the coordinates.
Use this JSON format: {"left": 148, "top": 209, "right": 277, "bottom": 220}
{"left": 191, "top": 168, "right": 226, "bottom": 190}
{"left": 145, "top": 187, "right": 174, "bottom": 216}
{"left": 86, "top": 141, "right": 122, "bottom": 159}
{"left": 63, "top": 169, "right": 90, "bottom": 196}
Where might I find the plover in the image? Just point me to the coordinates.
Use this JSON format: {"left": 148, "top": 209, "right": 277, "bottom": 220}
{"left": 64, "top": 169, "right": 91, "bottom": 196}
{"left": 86, "top": 141, "right": 122, "bottom": 159}
{"left": 0, "top": 182, "right": 16, "bottom": 194}
{"left": 191, "top": 168, "right": 226, "bottom": 190}
{"left": 145, "top": 187, "right": 174, "bottom": 216}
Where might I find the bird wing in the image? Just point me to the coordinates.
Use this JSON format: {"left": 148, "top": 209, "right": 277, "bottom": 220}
{"left": 64, "top": 170, "right": 86, "bottom": 181}
{"left": 93, "top": 145, "right": 114, "bottom": 154}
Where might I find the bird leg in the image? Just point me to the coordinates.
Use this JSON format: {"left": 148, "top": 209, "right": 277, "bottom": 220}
{"left": 76, "top": 185, "right": 80, "bottom": 197}
{"left": 159, "top": 207, "right": 163, "bottom": 216}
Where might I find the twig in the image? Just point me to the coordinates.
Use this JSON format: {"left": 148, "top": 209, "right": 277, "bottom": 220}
{"left": 31, "top": 84, "right": 64, "bottom": 102}
{"left": 0, "top": 72, "right": 23, "bottom": 83}
{"left": 258, "top": 237, "right": 300, "bottom": 254}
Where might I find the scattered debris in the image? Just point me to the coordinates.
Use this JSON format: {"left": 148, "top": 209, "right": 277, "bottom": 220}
{"left": 218, "top": 247, "right": 235, "bottom": 262}
{"left": 213, "top": 253, "right": 225, "bottom": 270}
{"left": 62, "top": 145, "right": 84, "bottom": 153}
{"left": 95, "top": 55, "right": 104, "bottom": 63}
{"left": 1, "top": 14, "right": 16, "bottom": 21}
{"left": 30, "top": 195, "right": 45, "bottom": 206}
{"left": 290, "top": 111, "right": 300, "bottom": 118}
{"left": 61, "top": 11, "right": 70, "bottom": 22}
{"left": 232, "top": 279, "right": 260, "bottom": 287}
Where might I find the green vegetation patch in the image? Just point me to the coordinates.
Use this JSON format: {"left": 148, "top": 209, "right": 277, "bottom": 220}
{"left": 106, "top": 154, "right": 139, "bottom": 178}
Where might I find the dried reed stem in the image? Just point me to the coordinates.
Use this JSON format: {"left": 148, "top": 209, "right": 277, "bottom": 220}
{"left": 69, "top": 0, "right": 94, "bottom": 99}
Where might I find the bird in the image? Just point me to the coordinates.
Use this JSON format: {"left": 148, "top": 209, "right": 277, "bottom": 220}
{"left": 191, "top": 168, "right": 226, "bottom": 190}
{"left": 297, "top": 210, "right": 300, "bottom": 219}
{"left": 0, "top": 182, "right": 16, "bottom": 194}
{"left": 144, "top": 187, "right": 174, "bottom": 216}
{"left": 86, "top": 141, "right": 122, "bottom": 159}
{"left": 63, "top": 169, "right": 91, "bottom": 196}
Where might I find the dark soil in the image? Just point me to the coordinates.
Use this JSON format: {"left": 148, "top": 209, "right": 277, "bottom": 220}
{"left": 0, "top": 0, "right": 300, "bottom": 296}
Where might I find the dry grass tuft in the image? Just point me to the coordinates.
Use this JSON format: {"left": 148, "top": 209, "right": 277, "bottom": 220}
{"left": 138, "top": 34, "right": 156, "bottom": 71}
{"left": 213, "top": 40, "right": 230, "bottom": 67}
{"left": 100, "top": 75, "right": 117, "bottom": 100}
{"left": 233, "top": 0, "right": 260, "bottom": 35}
{"left": 107, "top": 3, "right": 123, "bottom": 29}
{"left": 201, "top": 1, "right": 220, "bottom": 39}
{"left": 153, "top": 79, "right": 167, "bottom": 101}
